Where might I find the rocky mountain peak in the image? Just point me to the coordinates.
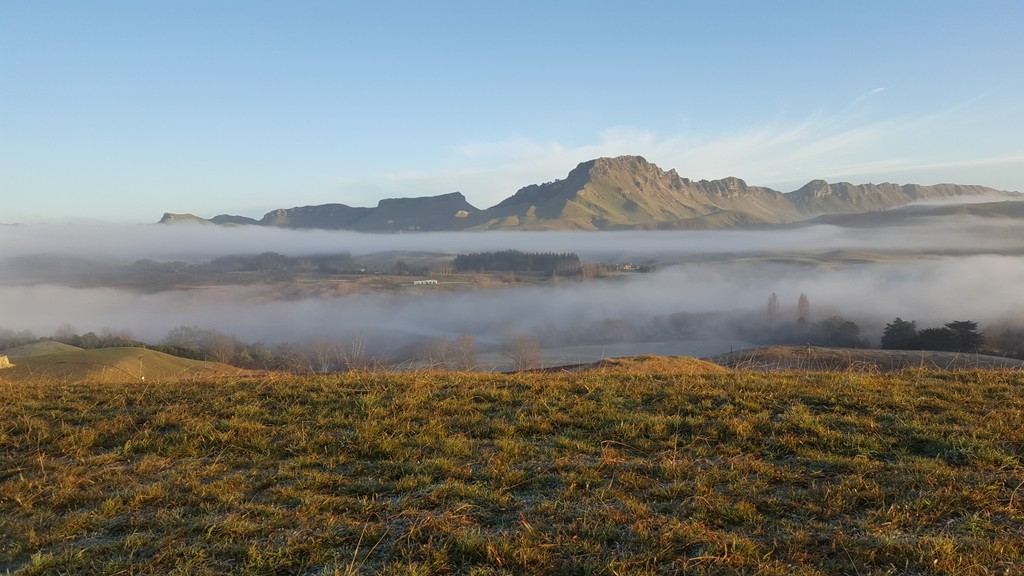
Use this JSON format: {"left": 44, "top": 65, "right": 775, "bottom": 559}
{"left": 793, "top": 180, "right": 833, "bottom": 199}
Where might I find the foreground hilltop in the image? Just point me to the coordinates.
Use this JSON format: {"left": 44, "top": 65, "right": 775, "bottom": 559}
{"left": 160, "top": 155, "right": 1019, "bottom": 231}
{"left": 3, "top": 366, "right": 1022, "bottom": 573}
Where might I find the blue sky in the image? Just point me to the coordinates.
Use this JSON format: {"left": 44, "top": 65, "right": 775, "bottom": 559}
{"left": 2, "top": 1, "right": 1022, "bottom": 223}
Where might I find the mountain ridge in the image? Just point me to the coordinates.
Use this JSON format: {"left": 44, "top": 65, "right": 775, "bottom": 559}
{"left": 159, "top": 156, "right": 1021, "bottom": 231}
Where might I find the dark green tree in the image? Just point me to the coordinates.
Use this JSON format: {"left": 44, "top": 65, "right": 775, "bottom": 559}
{"left": 78, "top": 332, "right": 102, "bottom": 349}
{"left": 797, "top": 292, "right": 810, "bottom": 324}
{"left": 881, "top": 318, "right": 918, "bottom": 350}
{"left": 256, "top": 251, "right": 289, "bottom": 272}
{"left": 945, "top": 320, "right": 984, "bottom": 352}
{"left": 767, "top": 292, "right": 779, "bottom": 326}
{"left": 454, "top": 250, "right": 581, "bottom": 275}
{"left": 812, "top": 316, "right": 865, "bottom": 348}
{"left": 0, "top": 328, "right": 38, "bottom": 350}
{"left": 917, "top": 327, "right": 956, "bottom": 351}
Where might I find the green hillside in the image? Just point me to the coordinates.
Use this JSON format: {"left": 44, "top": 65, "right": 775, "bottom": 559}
{"left": 1, "top": 340, "right": 84, "bottom": 359}
{"left": 2, "top": 364, "right": 1022, "bottom": 573}
{"left": 0, "top": 347, "right": 248, "bottom": 383}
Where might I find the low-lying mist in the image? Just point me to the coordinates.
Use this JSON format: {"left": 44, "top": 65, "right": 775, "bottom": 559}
{"left": 2, "top": 211, "right": 1022, "bottom": 263}
{"left": 2, "top": 214, "right": 1023, "bottom": 362}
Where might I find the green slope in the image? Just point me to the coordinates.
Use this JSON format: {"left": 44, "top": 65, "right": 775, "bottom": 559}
{"left": 1, "top": 347, "right": 249, "bottom": 383}
{"left": 1, "top": 341, "right": 84, "bottom": 359}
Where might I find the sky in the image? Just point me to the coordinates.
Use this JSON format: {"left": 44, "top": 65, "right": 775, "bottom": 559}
{"left": 2, "top": 1, "right": 1023, "bottom": 223}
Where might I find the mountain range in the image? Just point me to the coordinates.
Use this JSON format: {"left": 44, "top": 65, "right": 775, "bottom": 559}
{"left": 159, "top": 156, "right": 1021, "bottom": 231}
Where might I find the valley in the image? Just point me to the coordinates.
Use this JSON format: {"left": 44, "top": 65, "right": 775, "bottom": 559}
{"left": 2, "top": 156, "right": 1023, "bottom": 375}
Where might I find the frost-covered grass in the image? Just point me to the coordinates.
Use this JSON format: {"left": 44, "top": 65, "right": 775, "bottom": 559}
{"left": 1, "top": 365, "right": 1022, "bottom": 574}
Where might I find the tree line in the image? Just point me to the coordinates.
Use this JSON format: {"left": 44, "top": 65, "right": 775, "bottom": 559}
{"left": 207, "top": 251, "right": 361, "bottom": 274}
{"left": 453, "top": 250, "right": 581, "bottom": 275}
{"left": 881, "top": 318, "right": 985, "bottom": 353}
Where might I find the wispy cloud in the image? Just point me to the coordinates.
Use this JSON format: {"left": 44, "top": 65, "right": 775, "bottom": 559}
{"left": 353, "top": 97, "right": 1022, "bottom": 206}
{"left": 850, "top": 87, "right": 886, "bottom": 107}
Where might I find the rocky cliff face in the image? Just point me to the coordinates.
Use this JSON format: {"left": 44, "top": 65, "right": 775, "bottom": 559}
{"left": 258, "top": 204, "right": 372, "bottom": 229}
{"left": 352, "top": 192, "right": 480, "bottom": 231}
{"left": 252, "top": 192, "right": 480, "bottom": 231}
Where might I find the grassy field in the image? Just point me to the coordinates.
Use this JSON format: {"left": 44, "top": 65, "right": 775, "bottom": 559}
{"left": 1, "top": 359, "right": 1022, "bottom": 574}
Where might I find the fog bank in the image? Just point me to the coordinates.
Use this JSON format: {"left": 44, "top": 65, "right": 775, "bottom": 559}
{"left": 2, "top": 213, "right": 1023, "bottom": 263}
{"left": 2, "top": 255, "right": 1022, "bottom": 351}
{"left": 3, "top": 216, "right": 1022, "bottom": 358}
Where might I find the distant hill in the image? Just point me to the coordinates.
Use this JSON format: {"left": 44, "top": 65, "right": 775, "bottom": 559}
{"left": 0, "top": 347, "right": 251, "bottom": 383}
{"left": 158, "top": 213, "right": 215, "bottom": 225}
{"left": 159, "top": 156, "right": 1021, "bottom": 231}
{"left": 351, "top": 192, "right": 479, "bottom": 231}
{"left": 159, "top": 213, "right": 259, "bottom": 226}
{"left": 253, "top": 192, "right": 480, "bottom": 231}
{"left": 478, "top": 156, "right": 800, "bottom": 230}
{"left": 211, "top": 214, "right": 260, "bottom": 226}
{"left": 803, "top": 198, "right": 1024, "bottom": 228}
{"left": 787, "top": 180, "right": 1009, "bottom": 216}
{"left": 259, "top": 203, "right": 373, "bottom": 229}
{"left": 1, "top": 341, "right": 84, "bottom": 359}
